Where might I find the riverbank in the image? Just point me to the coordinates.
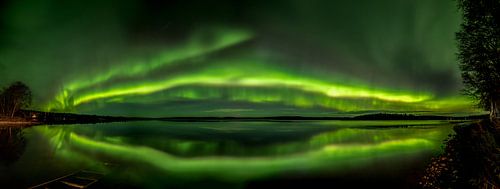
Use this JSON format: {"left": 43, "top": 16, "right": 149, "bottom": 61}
{"left": 0, "top": 117, "right": 39, "bottom": 127}
{"left": 420, "top": 120, "right": 500, "bottom": 188}
{"left": 2, "top": 110, "right": 489, "bottom": 127}
{"left": 0, "top": 121, "right": 39, "bottom": 126}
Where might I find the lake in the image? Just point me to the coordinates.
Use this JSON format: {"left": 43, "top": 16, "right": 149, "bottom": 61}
{"left": 0, "top": 120, "right": 457, "bottom": 188}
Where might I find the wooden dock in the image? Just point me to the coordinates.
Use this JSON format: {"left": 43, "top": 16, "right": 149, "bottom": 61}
{"left": 29, "top": 169, "right": 106, "bottom": 189}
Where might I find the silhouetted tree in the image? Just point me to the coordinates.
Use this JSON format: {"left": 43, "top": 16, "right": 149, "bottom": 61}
{"left": 0, "top": 82, "right": 32, "bottom": 118}
{"left": 456, "top": 0, "right": 500, "bottom": 122}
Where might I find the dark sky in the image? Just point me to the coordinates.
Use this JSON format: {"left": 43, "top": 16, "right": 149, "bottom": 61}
{"left": 0, "top": 0, "right": 478, "bottom": 116}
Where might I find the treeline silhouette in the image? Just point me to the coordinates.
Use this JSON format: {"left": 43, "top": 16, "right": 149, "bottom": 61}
{"left": 352, "top": 113, "right": 487, "bottom": 120}
{"left": 158, "top": 113, "right": 488, "bottom": 122}
{"left": 17, "top": 110, "right": 148, "bottom": 124}
{"left": 9, "top": 111, "right": 488, "bottom": 124}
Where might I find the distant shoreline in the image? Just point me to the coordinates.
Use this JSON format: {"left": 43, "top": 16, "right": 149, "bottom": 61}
{"left": 0, "top": 121, "right": 40, "bottom": 127}
{"left": 0, "top": 110, "right": 488, "bottom": 128}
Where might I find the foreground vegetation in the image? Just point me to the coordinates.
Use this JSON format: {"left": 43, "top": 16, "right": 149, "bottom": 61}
{"left": 421, "top": 1, "right": 500, "bottom": 187}
{"left": 421, "top": 120, "right": 500, "bottom": 188}
{"left": 456, "top": 0, "right": 500, "bottom": 122}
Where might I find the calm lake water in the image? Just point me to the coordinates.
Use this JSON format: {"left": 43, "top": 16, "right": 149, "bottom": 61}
{"left": 0, "top": 120, "right": 457, "bottom": 188}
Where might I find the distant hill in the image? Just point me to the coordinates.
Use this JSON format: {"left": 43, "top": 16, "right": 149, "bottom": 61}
{"left": 158, "top": 113, "right": 488, "bottom": 122}
{"left": 352, "top": 113, "right": 487, "bottom": 120}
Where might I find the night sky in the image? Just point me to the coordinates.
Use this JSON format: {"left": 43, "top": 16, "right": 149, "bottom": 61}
{"left": 0, "top": 0, "right": 479, "bottom": 116}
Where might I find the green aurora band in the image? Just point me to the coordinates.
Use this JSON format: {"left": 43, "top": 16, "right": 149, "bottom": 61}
{"left": 44, "top": 32, "right": 474, "bottom": 114}
{"left": 0, "top": 0, "right": 481, "bottom": 115}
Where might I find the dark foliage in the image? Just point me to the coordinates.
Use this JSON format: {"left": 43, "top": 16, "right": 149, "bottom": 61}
{"left": 421, "top": 120, "right": 500, "bottom": 188}
{"left": 18, "top": 109, "right": 147, "bottom": 124}
{"left": 456, "top": 0, "right": 500, "bottom": 120}
{"left": 0, "top": 82, "right": 32, "bottom": 118}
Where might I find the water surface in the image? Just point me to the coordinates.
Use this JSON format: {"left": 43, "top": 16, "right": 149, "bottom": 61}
{"left": 0, "top": 120, "right": 456, "bottom": 188}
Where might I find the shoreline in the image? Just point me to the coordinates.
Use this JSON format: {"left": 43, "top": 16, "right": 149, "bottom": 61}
{"left": 420, "top": 120, "right": 500, "bottom": 188}
{"left": 0, "top": 111, "right": 488, "bottom": 128}
{"left": 0, "top": 121, "right": 40, "bottom": 127}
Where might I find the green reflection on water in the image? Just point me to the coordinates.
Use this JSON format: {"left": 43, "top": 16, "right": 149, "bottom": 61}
{"left": 33, "top": 120, "right": 454, "bottom": 184}
{"left": 70, "top": 133, "right": 432, "bottom": 181}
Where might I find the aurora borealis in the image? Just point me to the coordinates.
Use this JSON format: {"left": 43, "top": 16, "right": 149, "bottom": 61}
{"left": 0, "top": 0, "right": 480, "bottom": 116}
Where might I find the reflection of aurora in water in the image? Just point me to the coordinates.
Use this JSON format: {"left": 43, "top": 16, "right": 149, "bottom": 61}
{"left": 34, "top": 121, "right": 454, "bottom": 183}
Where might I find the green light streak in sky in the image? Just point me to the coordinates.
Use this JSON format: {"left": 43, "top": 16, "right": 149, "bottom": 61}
{"left": 74, "top": 74, "right": 430, "bottom": 105}
{"left": 40, "top": 27, "right": 475, "bottom": 114}
{"left": 47, "top": 27, "right": 253, "bottom": 111}
{"left": 2, "top": 0, "right": 477, "bottom": 115}
{"left": 48, "top": 56, "right": 438, "bottom": 112}
{"left": 66, "top": 27, "right": 252, "bottom": 92}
